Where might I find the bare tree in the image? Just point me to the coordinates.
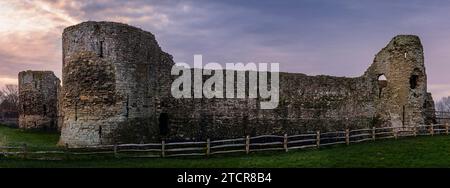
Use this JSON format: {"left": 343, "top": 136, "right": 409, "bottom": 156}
{"left": 0, "top": 85, "right": 19, "bottom": 111}
{"left": 0, "top": 89, "right": 4, "bottom": 104}
{"left": 436, "top": 96, "right": 450, "bottom": 112}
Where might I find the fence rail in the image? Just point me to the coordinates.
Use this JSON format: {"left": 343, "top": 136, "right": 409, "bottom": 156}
{"left": 0, "top": 123, "right": 449, "bottom": 160}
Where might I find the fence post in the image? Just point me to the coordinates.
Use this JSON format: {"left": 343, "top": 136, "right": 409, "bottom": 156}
{"left": 22, "top": 143, "right": 27, "bottom": 159}
{"left": 64, "top": 143, "right": 70, "bottom": 160}
{"left": 113, "top": 143, "right": 118, "bottom": 158}
{"left": 446, "top": 123, "right": 449, "bottom": 135}
{"left": 283, "top": 134, "right": 288, "bottom": 152}
{"left": 414, "top": 125, "right": 417, "bottom": 137}
{"left": 206, "top": 138, "right": 210, "bottom": 157}
{"left": 372, "top": 127, "right": 376, "bottom": 141}
{"left": 345, "top": 129, "right": 350, "bottom": 145}
{"left": 430, "top": 125, "right": 434, "bottom": 136}
{"left": 161, "top": 140, "right": 165, "bottom": 158}
{"left": 245, "top": 135, "right": 250, "bottom": 154}
{"left": 394, "top": 128, "right": 398, "bottom": 139}
{"left": 316, "top": 131, "right": 320, "bottom": 148}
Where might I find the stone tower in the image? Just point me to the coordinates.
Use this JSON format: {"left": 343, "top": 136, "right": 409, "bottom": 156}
{"left": 18, "top": 70, "right": 60, "bottom": 130}
{"left": 364, "top": 35, "right": 429, "bottom": 127}
{"left": 59, "top": 21, "right": 174, "bottom": 146}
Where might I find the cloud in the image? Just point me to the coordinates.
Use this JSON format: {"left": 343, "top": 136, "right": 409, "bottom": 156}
{"left": 0, "top": 0, "right": 80, "bottom": 88}
{"left": 429, "top": 84, "right": 450, "bottom": 102}
{"left": 0, "top": 0, "right": 449, "bottom": 102}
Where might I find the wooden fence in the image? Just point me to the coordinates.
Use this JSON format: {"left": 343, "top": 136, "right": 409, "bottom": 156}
{"left": 1, "top": 123, "right": 449, "bottom": 160}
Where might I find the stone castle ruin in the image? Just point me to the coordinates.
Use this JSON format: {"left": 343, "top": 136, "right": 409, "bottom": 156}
{"left": 18, "top": 71, "right": 60, "bottom": 130}
{"left": 17, "top": 21, "right": 436, "bottom": 146}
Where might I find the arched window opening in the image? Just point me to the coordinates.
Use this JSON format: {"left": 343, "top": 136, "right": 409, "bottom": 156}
{"left": 410, "top": 75, "right": 419, "bottom": 89}
{"left": 377, "top": 74, "right": 387, "bottom": 98}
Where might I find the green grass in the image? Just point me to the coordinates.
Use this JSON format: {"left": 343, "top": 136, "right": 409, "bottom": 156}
{"left": 1, "top": 125, "right": 450, "bottom": 168}
{"left": 0, "top": 125, "right": 59, "bottom": 149}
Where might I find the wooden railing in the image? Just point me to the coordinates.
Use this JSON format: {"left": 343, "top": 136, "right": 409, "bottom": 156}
{"left": 0, "top": 123, "right": 448, "bottom": 160}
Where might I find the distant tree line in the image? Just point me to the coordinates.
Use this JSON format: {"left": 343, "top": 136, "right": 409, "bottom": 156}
{"left": 436, "top": 96, "right": 450, "bottom": 112}
{"left": 0, "top": 84, "right": 19, "bottom": 111}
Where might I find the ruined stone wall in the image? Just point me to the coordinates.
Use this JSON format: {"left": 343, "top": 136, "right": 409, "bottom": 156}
{"left": 157, "top": 72, "right": 373, "bottom": 141}
{"left": 58, "top": 21, "right": 435, "bottom": 146}
{"left": 363, "top": 35, "right": 428, "bottom": 128}
{"left": 157, "top": 35, "right": 433, "bottom": 142}
{"left": 18, "top": 71, "right": 60, "bottom": 130}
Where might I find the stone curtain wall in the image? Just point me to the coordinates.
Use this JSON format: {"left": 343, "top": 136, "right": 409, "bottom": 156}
{"left": 18, "top": 71, "right": 60, "bottom": 130}
{"left": 161, "top": 72, "right": 374, "bottom": 141}
{"left": 160, "top": 36, "right": 433, "bottom": 142}
{"left": 58, "top": 21, "right": 435, "bottom": 146}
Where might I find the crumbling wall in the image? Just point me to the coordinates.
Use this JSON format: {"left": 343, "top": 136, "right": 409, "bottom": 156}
{"left": 158, "top": 72, "right": 375, "bottom": 141}
{"left": 58, "top": 21, "right": 435, "bottom": 146}
{"left": 18, "top": 71, "right": 60, "bottom": 130}
{"left": 158, "top": 35, "right": 432, "bottom": 141}
{"left": 363, "top": 35, "right": 428, "bottom": 128}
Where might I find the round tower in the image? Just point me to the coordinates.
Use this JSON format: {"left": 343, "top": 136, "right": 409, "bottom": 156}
{"left": 59, "top": 21, "right": 174, "bottom": 146}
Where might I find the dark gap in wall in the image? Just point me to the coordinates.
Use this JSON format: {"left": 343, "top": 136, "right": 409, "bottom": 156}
{"left": 410, "top": 75, "right": 418, "bottom": 89}
{"left": 159, "top": 113, "right": 169, "bottom": 135}
{"left": 99, "top": 41, "right": 104, "bottom": 58}
{"left": 402, "top": 105, "right": 406, "bottom": 127}
{"left": 43, "top": 105, "right": 47, "bottom": 117}
{"left": 98, "top": 125, "right": 102, "bottom": 142}
{"left": 126, "top": 95, "right": 129, "bottom": 119}
{"left": 75, "top": 101, "right": 78, "bottom": 121}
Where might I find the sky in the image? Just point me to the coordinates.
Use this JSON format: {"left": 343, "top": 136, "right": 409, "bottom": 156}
{"left": 0, "top": 0, "right": 449, "bottom": 101}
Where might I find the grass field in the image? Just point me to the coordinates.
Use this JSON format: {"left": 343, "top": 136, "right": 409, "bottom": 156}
{"left": 0, "top": 125, "right": 60, "bottom": 149}
{"left": 1, "top": 125, "right": 450, "bottom": 168}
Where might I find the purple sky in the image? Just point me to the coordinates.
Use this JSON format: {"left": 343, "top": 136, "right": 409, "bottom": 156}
{"left": 0, "top": 0, "right": 449, "bottom": 101}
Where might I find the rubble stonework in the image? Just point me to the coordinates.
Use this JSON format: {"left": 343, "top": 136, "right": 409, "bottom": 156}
{"left": 59, "top": 21, "right": 173, "bottom": 146}
{"left": 58, "top": 21, "right": 435, "bottom": 146}
{"left": 18, "top": 71, "right": 60, "bottom": 130}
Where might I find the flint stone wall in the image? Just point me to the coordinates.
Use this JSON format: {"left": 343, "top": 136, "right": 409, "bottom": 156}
{"left": 58, "top": 21, "right": 435, "bottom": 146}
{"left": 18, "top": 71, "right": 60, "bottom": 130}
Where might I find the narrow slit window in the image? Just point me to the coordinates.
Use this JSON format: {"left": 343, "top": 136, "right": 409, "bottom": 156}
{"left": 126, "top": 95, "right": 129, "bottom": 119}
{"left": 75, "top": 101, "right": 78, "bottom": 121}
{"left": 402, "top": 105, "right": 406, "bottom": 126}
{"left": 43, "top": 105, "right": 47, "bottom": 116}
{"left": 99, "top": 41, "right": 104, "bottom": 58}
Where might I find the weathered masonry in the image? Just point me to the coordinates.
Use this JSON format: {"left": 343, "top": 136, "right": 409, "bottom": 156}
{"left": 18, "top": 71, "right": 60, "bottom": 130}
{"left": 58, "top": 21, "right": 435, "bottom": 146}
{"left": 59, "top": 21, "right": 174, "bottom": 146}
